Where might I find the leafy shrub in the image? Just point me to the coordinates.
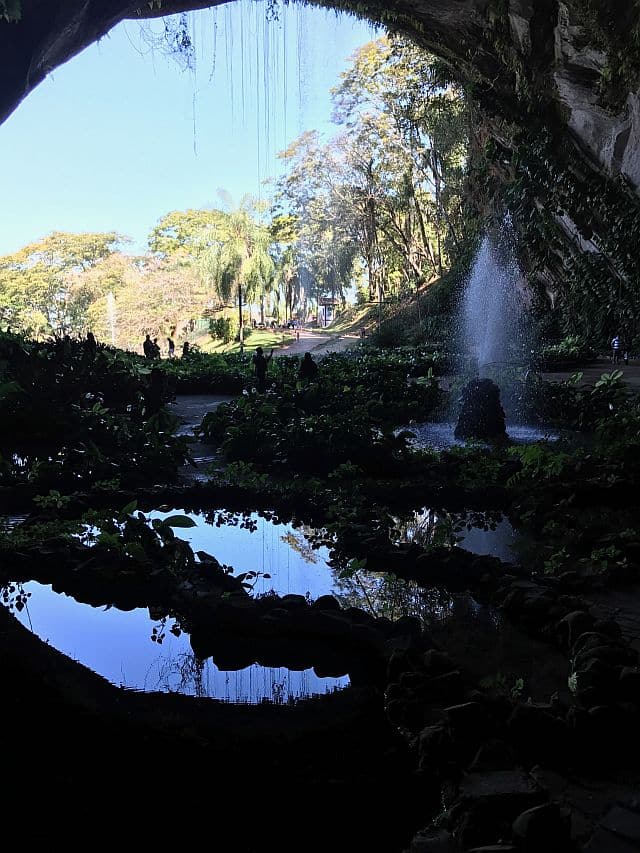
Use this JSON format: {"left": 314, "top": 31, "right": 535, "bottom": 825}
{"left": 209, "top": 316, "right": 235, "bottom": 344}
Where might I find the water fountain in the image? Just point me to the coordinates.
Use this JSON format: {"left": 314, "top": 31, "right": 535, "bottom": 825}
{"left": 460, "top": 230, "right": 525, "bottom": 377}
{"left": 400, "top": 221, "right": 556, "bottom": 449}
{"left": 453, "top": 226, "right": 525, "bottom": 441}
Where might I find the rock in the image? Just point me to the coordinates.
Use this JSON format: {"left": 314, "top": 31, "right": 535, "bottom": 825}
{"left": 458, "top": 770, "right": 542, "bottom": 806}
{"left": 392, "top": 615, "right": 424, "bottom": 638}
{"left": 311, "top": 594, "right": 340, "bottom": 611}
{"left": 279, "top": 593, "right": 308, "bottom": 610}
{"left": 557, "top": 570, "right": 585, "bottom": 591}
{"left": 423, "top": 649, "right": 455, "bottom": 674}
{"left": 512, "top": 802, "right": 571, "bottom": 851}
{"left": 469, "top": 739, "right": 516, "bottom": 772}
{"left": 385, "top": 682, "right": 403, "bottom": 703}
{"left": 404, "top": 828, "right": 454, "bottom": 852}
{"left": 418, "top": 725, "right": 453, "bottom": 769}
{"left": 507, "top": 703, "right": 570, "bottom": 762}
{"left": 400, "top": 671, "right": 429, "bottom": 691}
{"left": 386, "top": 696, "right": 429, "bottom": 731}
{"left": 574, "top": 644, "right": 638, "bottom": 670}
{"left": 387, "top": 648, "right": 413, "bottom": 682}
{"left": 556, "top": 610, "right": 596, "bottom": 649}
{"left": 290, "top": 609, "right": 351, "bottom": 637}
{"left": 444, "top": 701, "right": 489, "bottom": 739}
{"left": 618, "top": 667, "right": 640, "bottom": 703}
{"left": 583, "top": 827, "right": 640, "bottom": 852}
{"left": 373, "top": 616, "right": 396, "bottom": 636}
{"left": 454, "top": 378, "right": 507, "bottom": 442}
{"left": 349, "top": 622, "right": 386, "bottom": 651}
{"left": 424, "top": 671, "right": 465, "bottom": 703}
{"left": 343, "top": 606, "right": 376, "bottom": 624}
{"left": 600, "top": 804, "right": 640, "bottom": 844}
{"left": 467, "top": 847, "right": 518, "bottom": 852}
{"left": 572, "top": 631, "right": 618, "bottom": 656}
{"left": 592, "top": 619, "right": 623, "bottom": 640}
{"left": 575, "top": 657, "right": 618, "bottom": 699}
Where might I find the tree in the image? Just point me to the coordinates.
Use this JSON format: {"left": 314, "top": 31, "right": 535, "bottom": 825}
{"left": 0, "top": 231, "right": 126, "bottom": 336}
{"left": 274, "top": 36, "right": 470, "bottom": 314}
{"left": 148, "top": 208, "right": 226, "bottom": 257}
{"left": 199, "top": 197, "right": 275, "bottom": 347}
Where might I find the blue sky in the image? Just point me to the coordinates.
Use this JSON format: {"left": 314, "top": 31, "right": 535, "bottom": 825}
{"left": 0, "top": 1, "right": 378, "bottom": 256}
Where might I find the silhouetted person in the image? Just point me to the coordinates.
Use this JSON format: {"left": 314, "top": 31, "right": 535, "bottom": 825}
{"left": 167, "top": 337, "right": 175, "bottom": 359}
{"left": 84, "top": 331, "right": 97, "bottom": 359}
{"left": 252, "top": 346, "right": 273, "bottom": 392}
{"left": 144, "top": 367, "right": 165, "bottom": 417}
{"left": 182, "top": 341, "right": 190, "bottom": 358}
{"left": 611, "top": 333, "right": 622, "bottom": 364}
{"left": 143, "top": 334, "right": 153, "bottom": 358}
{"left": 298, "top": 352, "right": 318, "bottom": 384}
{"left": 152, "top": 337, "right": 161, "bottom": 359}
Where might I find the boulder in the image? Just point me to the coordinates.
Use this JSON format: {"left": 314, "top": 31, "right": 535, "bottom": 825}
{"left": 512, "top": 802, "right": 572, "bottom": 852}
{"left": 454, "top": 378, "right": 507, "bottom": 442}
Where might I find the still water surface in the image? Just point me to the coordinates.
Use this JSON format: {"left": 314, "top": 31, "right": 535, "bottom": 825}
{"left": 2, "top": 507, "right": 530, "bottom": 701}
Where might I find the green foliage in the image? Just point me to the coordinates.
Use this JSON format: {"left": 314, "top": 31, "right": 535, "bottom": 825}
{"left": 209, "top": 316, "right": 235, "bottom": 344}
{"left": 0, "top": 0, "right": 20, "bottom": 22}
{"left": 538, "top": 335, "right": 595, "bottom": 368}
{"left": 479, "top": 672, "right": 526, "bottom": 701}
{"left": 275, "top": 34, "right": 472, "bottom": 307}
{"left": 442, "top": 444, "right": 510, "bottom": 489}
{"left": 0, "top": 331, "right": 189, "bottom": 490}
{"left": 199, "top": 348, "right": 444, "bottom": 475}
{"left": 507, "top": 444, "right": 573, "bottom": 486}
{"left": 148, "top": 208, "right": 226, "bottom": 256}
{"left": 477, "top": 126, "right": 640, "bottom": 349}
{"left": 0, "top": 231, "right": 127, "bottom": 337}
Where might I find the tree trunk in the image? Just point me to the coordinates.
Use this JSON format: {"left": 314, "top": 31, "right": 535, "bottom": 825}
{"left": 238, "top": 281, "right": 244, "bottom": 351}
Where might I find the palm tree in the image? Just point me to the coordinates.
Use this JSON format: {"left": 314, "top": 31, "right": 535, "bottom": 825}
{"left": 200, "top": 197, "right": 274, "bottom": 348}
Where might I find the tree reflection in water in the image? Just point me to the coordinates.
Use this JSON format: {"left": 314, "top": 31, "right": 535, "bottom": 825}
{"left": 332, "top": 569, "right": 454, "bottom": 625}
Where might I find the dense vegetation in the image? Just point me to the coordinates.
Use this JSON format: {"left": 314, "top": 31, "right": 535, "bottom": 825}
{"left": 0, "top": 36, "right": 471, "bottom": 354}
{"left": 3, "top": 9, "right": 640, "bottom": 848}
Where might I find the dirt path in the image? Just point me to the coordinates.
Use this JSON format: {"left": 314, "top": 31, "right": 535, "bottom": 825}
{"left": 273, "top": 328, "right": 360, "bottom": 359}
{"left": 541, "top": 357, "right": 640, "bottom": 393}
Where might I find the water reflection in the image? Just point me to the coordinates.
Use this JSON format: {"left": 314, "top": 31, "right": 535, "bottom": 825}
{"left": 2, "top": 581, "right": 349, "bottom": 703}
{"left": 147, "top": 509, "right": 338, "bottom": 599}
{"left": 391, "top": 507, "right": 519, "bottom": 563}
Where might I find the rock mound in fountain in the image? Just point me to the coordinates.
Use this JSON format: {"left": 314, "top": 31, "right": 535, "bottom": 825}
{"left": 454, "top": 378, "right": 508, "bottom": 443}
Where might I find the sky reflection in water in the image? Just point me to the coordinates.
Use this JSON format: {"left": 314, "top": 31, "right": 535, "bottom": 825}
{"left": 3, "top": 507, "right": 521, "bottom": 702}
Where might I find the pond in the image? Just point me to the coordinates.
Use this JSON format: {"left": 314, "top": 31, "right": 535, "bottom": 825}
{"left": 397, "top": 421, "right": 559, "bottom": 451}
{"left": 2, "top": 506, "right": 562, "bottom": 704}
{"left": 4, "top": 580, "right": 350, "bottom": 703}
{"left": 392, "top": 507, "right": 520, "bottom": 563}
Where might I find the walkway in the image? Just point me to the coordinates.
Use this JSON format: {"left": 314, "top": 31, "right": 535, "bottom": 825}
{"left": 540, "top": 357, "right": 640, "bottom": 393}
{"left": 273, "top": 328, "right": 360, "bottom": 359}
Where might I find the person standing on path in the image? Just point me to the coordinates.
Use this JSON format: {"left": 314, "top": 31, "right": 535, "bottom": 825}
{"left": 252, "top": 346, "right": 274, "bottom": 392}
{"left": 612, "top": 334, "right": 622, "bottom": 364}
